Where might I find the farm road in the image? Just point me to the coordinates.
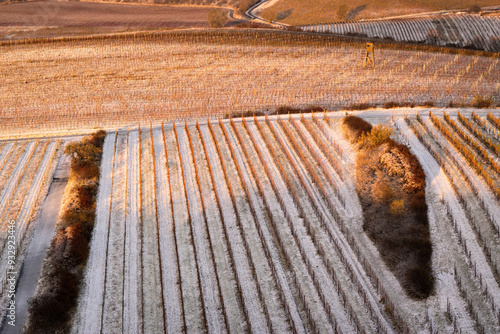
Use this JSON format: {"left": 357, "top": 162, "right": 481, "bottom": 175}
{"left": 0, "top": 153, "right": 70, "bottom": 334}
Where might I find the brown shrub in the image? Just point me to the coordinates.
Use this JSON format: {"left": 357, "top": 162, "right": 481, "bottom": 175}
{"left": 225, "top": 105, "right": 324, "bottom": 119}
{"left": 63, "top": 223, "right": 90, "bottom": 268}
{"left": 409, "top": 191, "right": 427, "bottom": 212}
{"left": 61, "top": 207, "right": 95, "bottom": 238}
{"left": 472, "top": 94, "right": 494, "bottom": 108}
{"left": 47, "top": 223, "right": 89, "bottom": 270}
{"left": 86, "top": 129, "right": 106, "bottom": 148}
{"left": 384, "top": 101, "right": 401, "bottom": 109}
{"left": 406, "top": 267, "right": 433, "bottom": 298}
{"left": 225, "top": 110, "right": 266, "bottom": 119}
{"left": 380, "top": 150, "right": 405, "bottom": 177}
{"left": 412, "top": 237, "right": 432, "bottom": 260}
{"left": 371, "top": 179, "right": 394, "bottom": 203}
{"left": 347, "top": 115, "right": 433, "bottom": 300}
{"left": 27, "top": 268, "right": 79, "bottom": 333}
{"left": 468, "top": 4, "right": 481, "bottom": 13}
{"left": 47, "top": 229, "right": 66, "bottom": 262}
{"left": 65, "top": 142, "right": 102, "bottom": 166}
{"left": 75, "top": 184, "right": 97, "bottom": 209}
{"left": 65, "top": 130, "right": 105, "bottom": 179}
{"left": 274, "top": 105, "right": 324, "bottom": 115}
{"left": 342, "top": 115, "right": 372, "bottom": 143}
{"left": 337, "top": 4, "right": 349, "bottom": 21}
{"left": 348, "top": 102, "right": 374, "bottom": 110}
{"left": 386, "top": 142, "right": 426, "bottom": 193}
{"left": 360, "top": 124, "right": 393, "bottom": 147}
{"left": 208, "top": 8, "right": 228, "bottom": 28}
{"left": 232, "top": 21, "right": 273, "bottom": 29}
{"left": 72, "top": 161, "right": 100, "bottom": 179}
{"left": 389, "top": 199, "right": 405, "bottom": 216}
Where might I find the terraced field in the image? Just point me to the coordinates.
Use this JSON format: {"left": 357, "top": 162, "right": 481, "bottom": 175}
{"left": 72, "top": 110, "right": 500, "bottom": 333}
{"left": 300, "top": 13, "right": 500, "bottom": 51}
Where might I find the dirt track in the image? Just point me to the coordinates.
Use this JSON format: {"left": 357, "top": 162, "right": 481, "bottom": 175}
{"left": 0, "top": 1, "right": 211, "bottom": 27}
{"left": 0, "top": 153, "right": 70, "bottom": 334}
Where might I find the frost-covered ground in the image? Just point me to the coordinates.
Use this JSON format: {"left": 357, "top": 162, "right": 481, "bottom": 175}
{"left": 0, "top": 139, "right": 62, "bottom": 324}
{"left": 72, "top": 109, "right": 500, "bottom": 333}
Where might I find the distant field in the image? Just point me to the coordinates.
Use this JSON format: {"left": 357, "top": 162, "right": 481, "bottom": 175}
{"left": 79, "top": 0, "right": 242, "bottom": 9}
{"left": 0, "top": 30, "right": 498, "bottom": 138}
{"left": 301, "top": 14, "right": 500, "bottom": 52}
{"left": 258, "top": 0, "right": 500, "bottom": 25}
{"left": 0, "top": 1, "right": 212, "bottom": 39}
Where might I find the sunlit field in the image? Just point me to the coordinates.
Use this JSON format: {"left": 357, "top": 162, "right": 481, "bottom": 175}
{"left": 259, "top": 0, "right": 500, "bottom": 24}
{"left": 1, "top": 3, "right": 500, "bottom": 332}
{"left": 1, "top": 30, "right": 498, "bottom": 138}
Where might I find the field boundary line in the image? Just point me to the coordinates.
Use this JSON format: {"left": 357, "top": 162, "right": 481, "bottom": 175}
{"left": 100, "top": 130, "right": 118, "bottom": 334}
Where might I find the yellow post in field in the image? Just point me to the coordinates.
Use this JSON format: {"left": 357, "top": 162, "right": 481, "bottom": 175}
{"left": 364, "top": 42, "right": 375, "bottom": 69}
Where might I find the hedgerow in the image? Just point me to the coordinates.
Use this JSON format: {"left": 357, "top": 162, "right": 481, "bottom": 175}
{"left": 343, "top": 116, "right": 433, "bottom": 299}
{"left": 25, "top": 130, "right": 106, "bottom": 334}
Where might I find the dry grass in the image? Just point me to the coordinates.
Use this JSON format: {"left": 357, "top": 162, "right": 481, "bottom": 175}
{"left": 342, "top": 115, "right": 372, "bottom": 142}
{"left": 259, "top": 0, "right": 500, "bottom": 25}
{"left": 0, "top": 1, "right": 231, "bottom": 41}
{"left": 0, "top": 30, "right": 498, "bottom": 138}
{"left": 78, "top": 0, "right": 245, "bottom": 9}
{"left": 0, "top": 26, "right": 176, "bottom": 42}
{"left": 0, "top": 1, "right": 213, "bottom": 29}
{"left": 343, "top": 116, "right": 433, "bottom": 299}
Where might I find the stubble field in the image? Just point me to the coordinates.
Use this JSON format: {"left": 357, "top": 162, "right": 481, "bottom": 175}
{"left": 0, "top": 1, "right": 212, "bottom": 27}
{"left": 0, "top": 1, "right": 214, "bottom": 40}
{"left": 0, "top": 30, "right": 498, "bottom": 139}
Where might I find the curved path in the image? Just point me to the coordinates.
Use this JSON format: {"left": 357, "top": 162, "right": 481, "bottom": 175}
{"left": 245, "top": 0, "right": 288, "bottom": 27}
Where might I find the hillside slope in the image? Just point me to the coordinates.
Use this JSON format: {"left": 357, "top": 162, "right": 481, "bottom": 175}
{"left": 1, "top": 30, "right": 498, "bottom": 138}
{"left": 258, "top": 0, "right": 500, "bottom": 25}
{"left": 301, "top": 13, "right": 500, "bottom": 52}
{"left": 78, "top": 0, "right": 258, "bottom": 15}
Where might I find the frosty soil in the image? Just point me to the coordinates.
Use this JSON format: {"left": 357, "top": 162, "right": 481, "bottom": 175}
{"left": 69, "top": 110, "right": 500, "bottom": 333}
{"left": 0, "top": 139, "right": 61, "bottom": 325}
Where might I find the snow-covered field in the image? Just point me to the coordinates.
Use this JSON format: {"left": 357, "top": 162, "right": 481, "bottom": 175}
{"left": 0, "top": 139, "right": 62, "bottom": 322}
{"left": 300, "top": 13, "right": 500, "bottom": 51}
{"left": 73, "top": 110, "right": 500, "bottom": 333}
